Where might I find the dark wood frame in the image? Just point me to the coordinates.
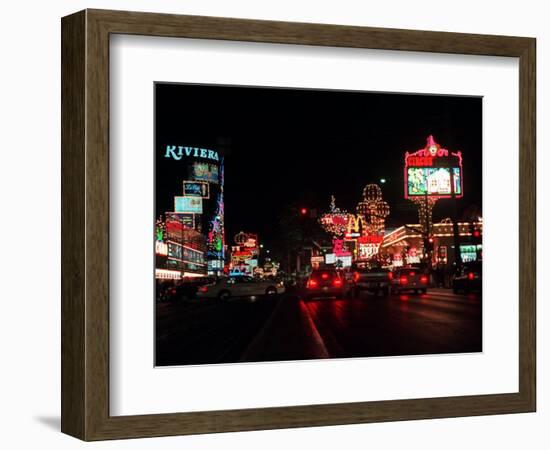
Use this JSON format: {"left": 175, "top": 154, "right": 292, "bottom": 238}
{"left": 61, "top": 9, "right": 536, "bottom": 441}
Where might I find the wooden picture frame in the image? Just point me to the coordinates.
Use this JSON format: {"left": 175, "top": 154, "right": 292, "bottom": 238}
{"left": 61, "top": 9, "right": 536, "bottom": 441}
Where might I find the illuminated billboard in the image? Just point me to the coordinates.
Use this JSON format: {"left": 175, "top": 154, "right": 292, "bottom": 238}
{"left": 357, "top": 235, "right": 383, "bottom": 260}
{"left": 183, "top": 181, "right": 210, "bottom": 198}
{"left": 407, "top": 167, "right": 462, "bottom": 197}
{"left": 190, "top": 162, "right": 219, "bottom": 184}
{"left": 167, "top": 242, "right": 205, "bottom": 265}
{"left": 165, "top": 212, "right": 194, "bottom": 229}
{"left": 460, "top": 244, "right": 482, "bottom": 263}
{"left": 404, "top": 135, "right": 464, "bottom": 199}
{"left": 174, "top": 196, "right": 203, "bottom": 214}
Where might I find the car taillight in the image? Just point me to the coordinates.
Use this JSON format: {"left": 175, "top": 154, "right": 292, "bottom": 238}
{"left": 409, "top": 271, "right": 415, "bottom": 277}
{"left": 307, "top": 279, "right": 318, "bottom": 289}
{"left": 420, "top": 275, "right": 428, "bottom": 283}
{"left": 353, "top": 271, "right": 360, "bottom": 282}
{"left": 399, "top": 276, "right": 408, "bottom": 285}
{"left": 333, "top": 278, "right": 342, "bottom": 288}
{"left": 468, "top": 272, "right": 475, "bottom": 280}
{"left": 198, "top": 285, "right": 208, "bottom": 293}
{"left": 388, "top": 272, "right": 394, "bottom": 280}
{"left": 321, "top": 273, "right": 329, "bottom": 280}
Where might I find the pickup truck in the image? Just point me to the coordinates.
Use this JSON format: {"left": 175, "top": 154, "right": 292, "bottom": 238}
{"left": 351, "top": 264, "right": 393, "bottom": 297}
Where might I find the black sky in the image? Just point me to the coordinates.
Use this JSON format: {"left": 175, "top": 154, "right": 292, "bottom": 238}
{"left": 155, "top": 83, "right": 482, "bottom": 251}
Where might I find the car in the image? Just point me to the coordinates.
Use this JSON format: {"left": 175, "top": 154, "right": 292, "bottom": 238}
{"left": 196, "top": 276, "right": 285, "bottom": 301}
{"left": 452, "top": 261, "right": 482, "bottom": 294}
{"left": 390, "top": 267, "right": 429, "bottom": 294}
{"left": 173, "top": 277, "right": 216, "bottom": 300}
{"left": 156, "top": 277, "right": 215, "bottom": 302}
{"left": 304, "top": 268, "right": 351, "bottom": 299}
{"left": 156, "top": 280, "right": 177, "bottom": 302}
{"left": 351, "top": 264, "right": 393, "bottom": 297}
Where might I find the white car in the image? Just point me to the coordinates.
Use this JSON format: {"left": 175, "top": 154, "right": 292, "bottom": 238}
{"left": 196, "top": 276, "right": 285, "bottom": 301}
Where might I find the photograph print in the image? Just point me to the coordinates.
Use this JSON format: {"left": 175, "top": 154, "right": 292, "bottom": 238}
{"left": 154, "top": 83, "right": 482, "bottom": 367}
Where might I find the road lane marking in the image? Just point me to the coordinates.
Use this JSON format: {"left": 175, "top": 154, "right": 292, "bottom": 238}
{"left": 298, "top": 300, "right": 330, "bottom": 359}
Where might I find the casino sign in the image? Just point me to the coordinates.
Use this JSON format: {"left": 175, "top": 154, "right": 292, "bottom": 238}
{"left": 404, "top": 135, "right": 463, "bottom": 199}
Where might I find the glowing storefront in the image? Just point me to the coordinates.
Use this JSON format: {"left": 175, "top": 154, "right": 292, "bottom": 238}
{"left": 155, "top": 145, "right": 225, "bottom": 279}
{"left": 380, "top": 220, "right": 483, "bottom": 268}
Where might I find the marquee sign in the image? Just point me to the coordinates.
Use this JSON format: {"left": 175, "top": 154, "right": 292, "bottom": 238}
{"left": 404, "top": 135, "right": 463, "bottom": 199}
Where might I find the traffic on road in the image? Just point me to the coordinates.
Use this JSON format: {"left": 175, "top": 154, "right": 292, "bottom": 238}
{"left": 156, "top": 276, "right": 482, "bottom": 366}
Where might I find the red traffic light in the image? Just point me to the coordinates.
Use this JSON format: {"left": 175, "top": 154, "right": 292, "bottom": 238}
{"left": 473, "top": 230, "right": 481, "bottom": 237}
{"left": 300, "top": 208, "right": 308, "bottom": 215}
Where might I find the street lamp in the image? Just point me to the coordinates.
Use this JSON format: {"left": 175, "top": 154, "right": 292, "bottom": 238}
{"left": 380, "top": 178, "right": 386, "bottom": 184}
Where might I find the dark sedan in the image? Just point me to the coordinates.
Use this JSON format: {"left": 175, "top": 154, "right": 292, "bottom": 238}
{"left": 304, "top": 268, "right": 351, "bottom": 299}
{"left": 452, "top": 261, "right": 482, "bottom": 294}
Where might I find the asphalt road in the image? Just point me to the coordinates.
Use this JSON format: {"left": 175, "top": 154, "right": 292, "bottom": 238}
{"left": 155, "top": 288, "right": 482, "bottom": 366}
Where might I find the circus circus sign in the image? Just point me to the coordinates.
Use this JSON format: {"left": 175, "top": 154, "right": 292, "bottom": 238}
{"left": 404, "top": 135, "right": 464, "bottom": 199}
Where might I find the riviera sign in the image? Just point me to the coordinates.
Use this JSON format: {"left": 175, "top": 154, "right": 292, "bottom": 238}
{"left": 164, "top": 145, "right": 219, "bottom": 162}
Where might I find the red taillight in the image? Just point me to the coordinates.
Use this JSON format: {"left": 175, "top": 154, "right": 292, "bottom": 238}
{"left": 420, "top": 275, "right": 428, "bottom": 283}
{"left": 198, "top": 285, "right": 208, "bottom": 293}
{"left": 333, "top": 278, "right": 342, "bottom": 288}
{"left": 399, "top": 276, "right": 408, "bottom": 285}
{"left": 409, "top": 271, "right": 415, "bottom": 277}
{"left": 468, "top": 272, "right": 475, "bottom": 280}
{"left": 321, "top": 273, "right": 329, "bottom": 279}
{"left": 388, "top": 271, "right": 394, "bottom": 280}
{"left": 353, "top": 271, "right": 360, "bottom": 282}
{"left": 307, "top": 279, "right": 318, "bottom": 289}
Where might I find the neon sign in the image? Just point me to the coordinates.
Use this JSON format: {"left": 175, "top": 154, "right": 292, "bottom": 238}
{"left": 207, "top": 187, "right": 225, "bottom": 264}
{"left": 174, "top": 196, "right": 203, "bottom": 214}
{"left": 155, "top": 241, "right": 168, "bottom": 256}
{"left": 333, "top": 239, "right": 351, "bottom": 257}
{"left": 356, "top": 184, "right": 390, "bottom": 234}
{"left": 183, "top": 181, "right": 210, "bottom": 198}
{"left": 165, "top": 212, "right": 194, "bottom": 230}
{"left": 167, "top": 242, "right": 205, "bottom": 265}
{"left": 404, "top": 135, "right": 463, "bottom": 199}
{"left": 357, "top": 235, "right": 383, "bottom": 244}
{"left": 191, "top": 162, "right": 219, "bottom": 184}
{"left": 164, "top": 145, "right": 219, "bottom": 162}
{"left": 358, "top": 243, "right": 380, "bottom": 259}
{"left": 319, "top": 195, "right": 349, "bottom": 237}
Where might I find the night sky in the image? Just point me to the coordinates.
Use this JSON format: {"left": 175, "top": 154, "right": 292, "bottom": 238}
{"left": 155, "top": 83, "right": 482, "bottom": 253}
